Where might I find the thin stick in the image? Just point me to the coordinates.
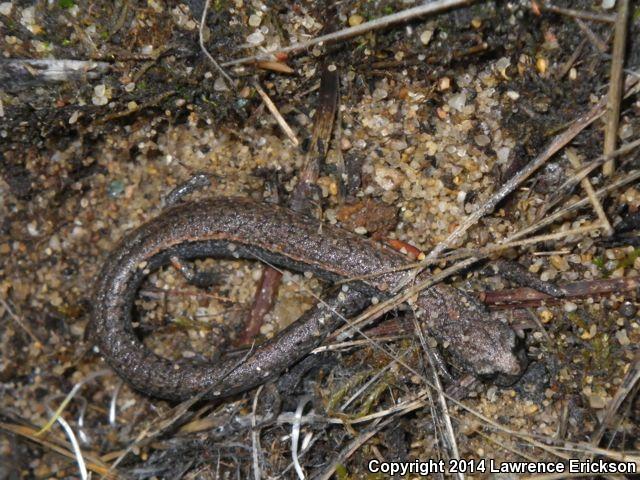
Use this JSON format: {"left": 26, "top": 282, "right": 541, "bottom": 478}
{"left": 565, "top": 148, "right": 613, "bottom": 235}
{"left": 479, "top": 276, "right": 640, "bottom": 308}
{"left": 0, "top": 297, "right": 41, "bottom": 343}
{"left": 221, "top": 0, "right": 472, "bottom": 67}
{"left": 556, "top": 38, "right": 586, "bottom": 79}
{"left": 539, "top": 4, "right": 616, "bottom": 23}
{"left": 603, "top": 0, "right": 629, "bottom": 176}
{"left": 251, "top": 385, "right": 264, "bottom": 480}
{"left": 574, "top": 18, "right": 608, "bottom": 53}
{"left": 254, "top": 82, "right": 299, "bottom": 146}
{"left": 199, "top": 0, "right": 233, "bottom": 85}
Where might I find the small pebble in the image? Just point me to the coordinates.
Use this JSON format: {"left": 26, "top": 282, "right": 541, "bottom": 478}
{"left": 540, "top": 269, "right": 557, "bottom": 282}
{"left": 447, "top": 92, "right": 466, "bottom": 112}
{"left": 248, "top": 14, "right": 261, "bottom": 27}
{"left": 420, "top": 29, "right": 433, "bottom": 45}
{"left": 348, "top": 14, "right": 364, "bottom": 27}
{"left": 540, "top": 309, "right": 553, "bottom": 323}
{"left": 214, "top": 77, "right": 229, "bottom": 92}
{"left": 474, "top": 134, "right": 490, "bottom": 147}
{"left": 246, "top": 31, "right": 264, "bottom": 45}
{"left": 372, "top": 88, "right": 388, "bottom": 101}
{"left": 550, "top": 255, "right": 570, "bottom": 272}
{"left": 563, "top": 301, "right": 577, "bottom": 313}
{"left": 619, "top": 301, "right": 637, "bottom": 318}
{"left": 536, "top": 57, "right": 548, "bottom": 75}
{"left": 0, "top": 3, "right": 12, "bottom": 16}
{"left": 68, "top": 111, "right": 80, "bottom": 124}
{"left": 438, "top": 77, "right": 450, "bottom": 91}
{"left": 108, "top": 179, "right": 125, "bottom": 197}
{"left": 615, "top": 329, "right": 630, "bottom": 346}
{"left": 587, "top": 394, "right": 607, "bottom": 409}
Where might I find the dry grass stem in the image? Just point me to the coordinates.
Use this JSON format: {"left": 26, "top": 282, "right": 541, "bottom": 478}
{"left": 539, "top": 3, "right": 617, "bottom": 23}
{"left": 603, "top": 0, "right": 630, "bottom": 175}
{"left": 222, "top": 0, "right": 472, "bottom": 67}
{"left": 565, "top": 148, "right": 613, "bottom": 235}
{"left": 254, "top": 82, "right": 300, "bottom": 146}
{"left": 199, "top": 0, "right": 233, "bottom": 85}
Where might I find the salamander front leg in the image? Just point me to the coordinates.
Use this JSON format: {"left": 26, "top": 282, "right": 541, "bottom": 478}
{"left": 169, "top": 256, "right": 222, "bottom": 288}
{"left": 163, "top": 172, "right": 211, "bottom": 207}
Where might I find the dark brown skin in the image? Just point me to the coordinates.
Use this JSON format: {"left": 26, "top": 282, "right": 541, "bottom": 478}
{"left": 93, "top": 197, "right": 524, "bottom": 401}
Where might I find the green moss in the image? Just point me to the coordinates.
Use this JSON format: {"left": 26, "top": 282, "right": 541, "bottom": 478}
{"left": 617, "top": 248, "right": 640, "bottom": 270}
{"left": 335, "top": 464, "right": 349, "bottom": 480}
{"left": 58, "top": 0, "right": 75, "bottom": 9}
{"left": 590, "top": 333, "right": 613, "bottom": 371}
{"left": 356, "top": 374, "right": 391, "bottom": 417}
{"left": 592, "top": 255, "right": 607, "bottom": 274}
{"left": 326, "top": 371, "right": 369, "bottom": 413}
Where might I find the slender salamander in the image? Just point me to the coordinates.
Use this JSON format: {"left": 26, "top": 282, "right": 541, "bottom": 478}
{"left": 92, "top": 197, "right": 525, "bottom": 401}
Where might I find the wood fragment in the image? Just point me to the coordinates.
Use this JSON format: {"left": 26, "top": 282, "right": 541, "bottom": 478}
{"left": 255, "top": 61, "right": 295, "bottom": 74}
{"left": 478, "top": 276, "right": 640, "bottom": 308}
{"left": 290, "top": 63, "right": 339, "bottom": 214}
{"left": 603, "top": 0, "right": 630, "bottom": 176}
{"left": 237, "top": 267, "right": 282, "bottom": 346}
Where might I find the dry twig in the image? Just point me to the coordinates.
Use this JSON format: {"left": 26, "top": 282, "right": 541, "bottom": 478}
{"left": 254, "top": 82, "right": 299, "bottom": 146}
{"left": 565, "top": 148, "right": 613, "bottom": 235}
{"left": 603, "top": 0, "right": 630, "bottom": 176}
{"left": 538, "top": 3, "right": 616, "bottom": 23}
{"left": 222, "top": 0, "right": 472, "bottom": 67}
{"left": 199, "top": 0, "right": 233, "bottom": 85}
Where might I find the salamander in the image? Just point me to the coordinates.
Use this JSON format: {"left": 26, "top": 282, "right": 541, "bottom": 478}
{"left": 92, "top": 197, "right": 524, "bottom": 401}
